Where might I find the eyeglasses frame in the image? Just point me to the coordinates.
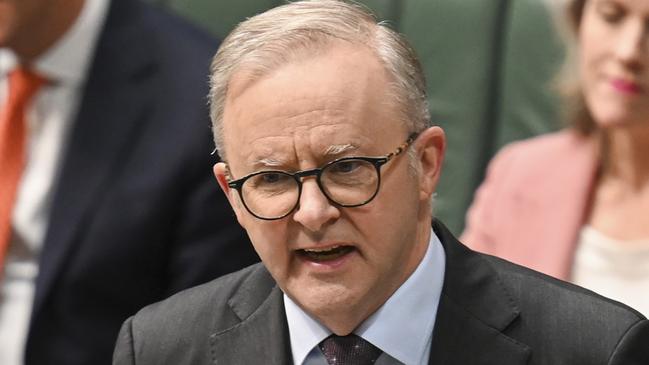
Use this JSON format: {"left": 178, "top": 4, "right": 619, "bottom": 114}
{"left": 226, "top": 132, "right": 419, "bottom": 220}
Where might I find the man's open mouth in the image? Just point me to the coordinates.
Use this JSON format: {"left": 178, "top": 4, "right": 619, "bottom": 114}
{"left": 297, "top": 245, "right": 356, "bottom": 262}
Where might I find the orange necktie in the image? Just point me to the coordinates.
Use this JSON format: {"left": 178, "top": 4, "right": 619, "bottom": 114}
{"left": 0, "top": 67, "right": 46, "bottom": 271}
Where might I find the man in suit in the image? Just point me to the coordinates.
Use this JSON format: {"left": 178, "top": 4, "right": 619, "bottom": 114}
{"left": 0, "top": 0, "right": 258, "bottom": 364}
{"left": 113, "top": 1, "right": 649, "bottom": 364}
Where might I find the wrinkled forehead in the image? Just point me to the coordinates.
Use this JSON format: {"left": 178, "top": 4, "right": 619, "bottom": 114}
{"left": 220, "top": 42, "right": 406, "bottom": 165}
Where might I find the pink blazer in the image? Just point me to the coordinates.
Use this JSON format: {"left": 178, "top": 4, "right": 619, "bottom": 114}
{"left": 461, "top": 130, "right": 599, "bottom": 280}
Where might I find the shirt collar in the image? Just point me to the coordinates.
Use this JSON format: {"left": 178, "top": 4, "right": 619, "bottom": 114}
{"left": 284, "top": 228, "right": 446, "bottom": 364}
{"left": 0, "top": 0, "right": 110, "bottom": 84}
{"left": 284, "top": 294, "right": 330, "bottom": 365}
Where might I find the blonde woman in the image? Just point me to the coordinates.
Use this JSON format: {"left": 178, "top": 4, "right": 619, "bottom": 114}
{"left": 462, "top": 0, "right": 649, "bottom": 316}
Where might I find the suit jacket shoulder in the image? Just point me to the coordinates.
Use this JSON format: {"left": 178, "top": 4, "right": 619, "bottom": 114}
{"left": 490, "top": 130, "right": 594, "bottom": 173}
{"left": 434, "top": 220, "right": 649, "bottom": 364}
{"left": 461, "top": 129, "right": 598, "bottom": 279}
{"left": 488, "top": 254, "right": 647, "bottom": 362}
{"left": 114, "top": 264, "right": 292, "bottom": 365}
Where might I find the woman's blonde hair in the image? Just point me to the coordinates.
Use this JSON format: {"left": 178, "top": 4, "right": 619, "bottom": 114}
{"left": 558, "top": 0, "right": 597, "bottom": 135}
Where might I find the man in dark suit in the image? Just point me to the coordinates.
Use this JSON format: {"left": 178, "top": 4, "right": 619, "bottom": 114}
{"left": 0, "top": 0, "right": 258, "bottom": 364}
{"left": 113, "top": 1, "right": 649, "bottom": 364}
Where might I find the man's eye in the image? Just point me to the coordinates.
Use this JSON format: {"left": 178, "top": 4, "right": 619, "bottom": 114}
{"left": 330, "top": 160, "right": 362, "bottom": 174}
{"left": 261, "top": 173, "right": 287, "bottom": 184}
{"left": 246, "top": 172, "right": 292, "bottom": 189}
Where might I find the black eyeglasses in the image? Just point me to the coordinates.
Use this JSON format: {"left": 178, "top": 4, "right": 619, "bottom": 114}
{"left": 226, "top": 133, "right": 418, "bottom": 220}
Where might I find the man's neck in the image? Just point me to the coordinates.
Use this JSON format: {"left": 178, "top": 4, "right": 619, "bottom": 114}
{"left": 10, "top": 0, "right": 85, "bottom": 63}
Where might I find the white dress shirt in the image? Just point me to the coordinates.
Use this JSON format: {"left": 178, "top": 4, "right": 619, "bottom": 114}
{"left": 285, "top": 228, "right": 446, "bottom": 365}
{"left": 0, "top": 1, "right": 109, "bottom": 364}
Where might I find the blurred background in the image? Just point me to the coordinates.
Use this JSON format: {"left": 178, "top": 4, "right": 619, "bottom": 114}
{"left": 148, "top": 0, "right": 568, "bottom": 234}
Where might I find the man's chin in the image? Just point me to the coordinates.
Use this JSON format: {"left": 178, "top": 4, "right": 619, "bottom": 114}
{"left": 287, "top": 281, "right": 370, "bottom": 328}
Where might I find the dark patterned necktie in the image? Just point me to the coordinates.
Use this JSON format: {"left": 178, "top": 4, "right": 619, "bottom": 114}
{"left": 318, "top": 334, "right": 382, "bottom": 365}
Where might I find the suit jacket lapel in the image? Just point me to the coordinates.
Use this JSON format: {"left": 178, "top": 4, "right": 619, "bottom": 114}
{"left": 210, "top": 267, "right": 292, "bottom": 364}
{"left": 32, "top": 0, "right": 157, "bottom": 318}
{"left": 429, "top": 220, "right": 531, "bottom": 364}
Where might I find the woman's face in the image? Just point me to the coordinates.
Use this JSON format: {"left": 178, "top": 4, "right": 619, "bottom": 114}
{"left": 579, "top": 0, "right": 649, "bottom": 129}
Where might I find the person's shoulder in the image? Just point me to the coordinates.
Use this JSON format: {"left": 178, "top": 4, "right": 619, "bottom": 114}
{"left": 129, "top": 263, "right": 269, "bottom": 337}
{"left": 115, "top": 264, "right": 273, "bottom": 362}
{"left": 487, "top": 252, "right": 643, "bottom": 317}
{"left": 480, "top": 252, "right": 647, "bottom": 355}
{"left": 495, "top": 129, "right": 592, "bottom": 167}
{"left": 482, "top": 129, "right": 596, "bottom": 189}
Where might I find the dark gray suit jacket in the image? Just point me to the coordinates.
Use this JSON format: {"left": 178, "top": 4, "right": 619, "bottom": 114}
{"left": 113, "top": 221, "right": 649, "bottom": 364}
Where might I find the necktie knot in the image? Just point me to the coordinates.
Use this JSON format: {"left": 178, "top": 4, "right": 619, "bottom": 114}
{"left": 7, "top": 66, "right": 47, "bottom": 108}
{"left": 319, "top": 334, "right": 382, "bottom": 365}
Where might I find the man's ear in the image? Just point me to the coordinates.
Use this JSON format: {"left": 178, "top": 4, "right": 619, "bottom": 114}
{"left": 213, "top": 162, "right": 246, "bottom": 225}
{"left": 415, "top": 126, "right": 446, "bottom": 201}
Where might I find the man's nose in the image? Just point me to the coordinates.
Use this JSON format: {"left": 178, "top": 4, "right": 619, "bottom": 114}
{"left": 292, "top": 178, "right": 340, "bottom": 232}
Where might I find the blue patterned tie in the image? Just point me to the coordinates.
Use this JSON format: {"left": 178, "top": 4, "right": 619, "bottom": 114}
{"left": 319, "top": 334, "right": 382, "bottom": 365}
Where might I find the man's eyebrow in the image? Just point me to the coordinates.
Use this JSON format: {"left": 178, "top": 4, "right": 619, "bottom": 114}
{"left": 251, "top": 157, "right": 286, "bottom": 168}
{"left": 248, "top": 144, "right": 358, "bottom": 169}
{"left": 324, "top": 143, "right": 358, "bottom": 156}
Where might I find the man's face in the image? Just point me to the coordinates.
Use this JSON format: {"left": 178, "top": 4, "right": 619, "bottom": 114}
{"left": 216, "top": 43, "right": 436, "bottom": 332}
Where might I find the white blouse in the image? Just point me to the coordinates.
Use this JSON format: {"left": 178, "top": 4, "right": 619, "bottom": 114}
{"left": 572, "top": 226, "right": 649, "bottom": 317}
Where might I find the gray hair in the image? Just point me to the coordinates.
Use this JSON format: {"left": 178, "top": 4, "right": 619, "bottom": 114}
{"left": 208, "top": 0, "right": 430, "bottom": 160}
